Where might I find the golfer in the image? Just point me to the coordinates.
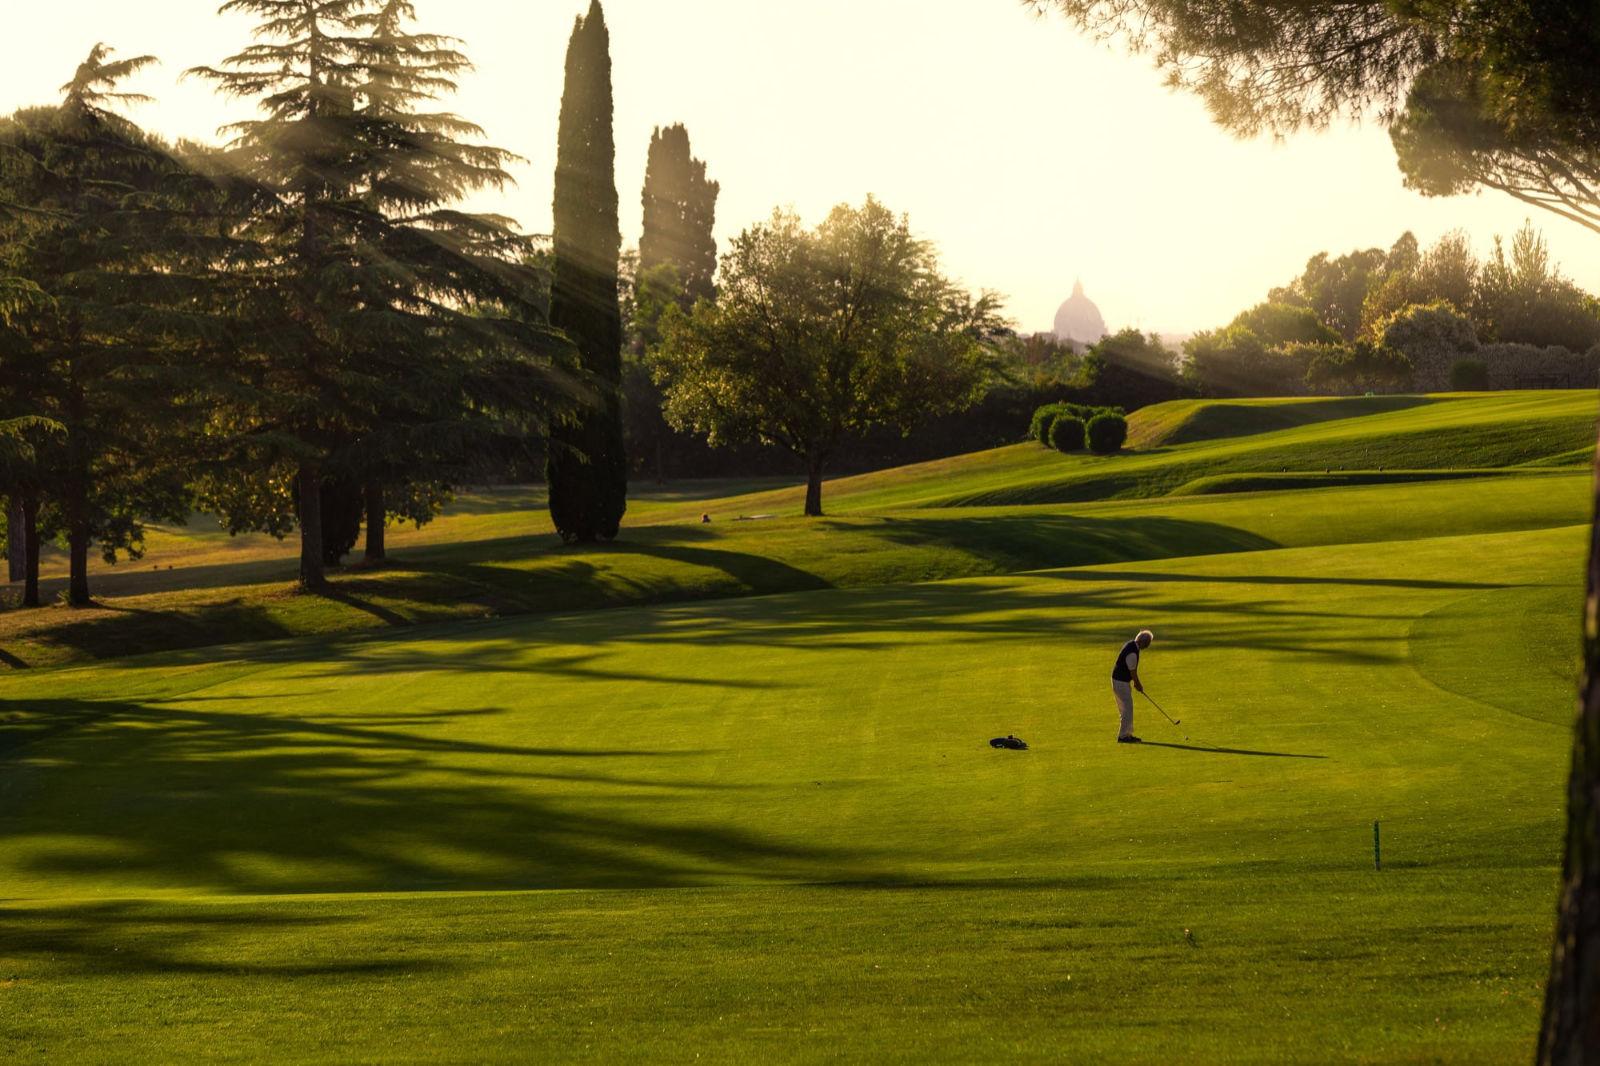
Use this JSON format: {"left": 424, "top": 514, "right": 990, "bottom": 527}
{"left": 1112, "top": 629, "right": 1153, "bottom": 743}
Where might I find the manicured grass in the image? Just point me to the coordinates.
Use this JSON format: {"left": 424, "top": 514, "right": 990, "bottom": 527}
{"left": 0, "top": 389, "right": 1592, "bottom": 672}
{"left": 683, "top": 390, "right": 1595, "bottom": 515}
{"left": 1125, "top": 394, "right": 1438, "bottom": 448}
{"left": 0, "top": 471, "right": 1588, "bottom": 669}
{"left": 0, "top": 522, "right": 1579, "bottom": 1060}
{"left": 3, "top": 392, "right": 1592, "bottom": 1061}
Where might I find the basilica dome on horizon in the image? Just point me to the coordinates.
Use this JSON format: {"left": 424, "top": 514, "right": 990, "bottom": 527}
{"left": 1053, "top": 280, "right": 1107, "bottom": 345}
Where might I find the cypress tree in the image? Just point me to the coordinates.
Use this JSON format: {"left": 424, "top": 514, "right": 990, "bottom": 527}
{"left": 639, "top": 123, "right": 719, "bottom": 304}
{"left": 547, "top": 0, "right": 626, "bottom": 543}
{"left": 630, "top": 124, "right": 718, "bottom": 483}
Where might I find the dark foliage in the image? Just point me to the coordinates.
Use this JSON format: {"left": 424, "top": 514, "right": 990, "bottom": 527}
{"left": 639, "top": 124, "right": 718, "bottom": 304}
{"left": 1086, "top": 412, "right": 1128, "bottom": 455}
{"left": 1450, "top": 359, "right": 1490, "bottom": 391}
{"left": 1048, "top": 415, "right": 1086, "bottom": 453}
{"left": 547, "top": 0, "right": 627, "bottom": 543}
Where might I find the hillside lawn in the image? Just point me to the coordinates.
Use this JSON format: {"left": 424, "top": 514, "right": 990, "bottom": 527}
{"left": 1, "top": 522, "right": 1580, "bottom": 1061}
{"left": 1, "top": 390, "right": 1594, "bottom": 670}
{"left": 1, "top": 389, "right": 1593, "bottom": 1061}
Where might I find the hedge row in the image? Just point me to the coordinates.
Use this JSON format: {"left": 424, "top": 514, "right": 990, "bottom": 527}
{"left": 1030, "top": 402, "right": 1128, "bottom": 455}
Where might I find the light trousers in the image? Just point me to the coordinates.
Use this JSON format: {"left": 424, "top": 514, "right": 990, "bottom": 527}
{"left": 1112, "top": 680, "right": 1134, "bottom": 738}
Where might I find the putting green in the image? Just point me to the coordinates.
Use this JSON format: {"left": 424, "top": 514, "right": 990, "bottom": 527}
{"left": 1, "top": 520, "right": 1581, "bottom": 1061}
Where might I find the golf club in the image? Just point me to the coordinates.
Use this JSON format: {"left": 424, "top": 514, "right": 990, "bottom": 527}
{"left": 1139, "top": 689, "right": 1180, "bottom": 726}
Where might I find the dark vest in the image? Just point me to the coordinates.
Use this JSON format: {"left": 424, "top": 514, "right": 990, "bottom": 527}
{"left": 1111, "top": 639, "right": 1141, "bottom": 682}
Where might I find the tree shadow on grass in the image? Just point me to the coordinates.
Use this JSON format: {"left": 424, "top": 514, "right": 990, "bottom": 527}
{"left": 2, "top": 598, "right": 303, "bottom": 667}
{"left": 1, "top": 693, "right": 891, "bottom": 904}
{"left": 1040, "top": 569, "right": 1505, "bottom": 592}
{"left": 842, "top": 513, "right": 1278, "bottom": 570}
{"left": 0, "top": 899, "right": 446, "bottom": 978}
{"left": 1139, "top": 740, "right": 1327, "bottom": 759}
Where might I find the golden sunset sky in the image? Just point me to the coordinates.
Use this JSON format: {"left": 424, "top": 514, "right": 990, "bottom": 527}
{"left": 9, "top": 0, "right": 1599, "bottom": 335}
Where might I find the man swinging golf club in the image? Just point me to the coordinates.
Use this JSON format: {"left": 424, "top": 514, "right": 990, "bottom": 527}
{"left": 1112, "top": 629, "right": 1154, "bottom": 743}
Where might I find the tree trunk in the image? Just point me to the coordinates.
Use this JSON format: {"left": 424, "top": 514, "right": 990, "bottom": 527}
{"left": 298, "top": 463, "right": 328, "bottom": 592}
{"left": 65, "top": 482, "right": 91, "bottom": 608}
{"left": 6, "top": 497, "right": 23, "bottom": 583}
{"left": 804, "top": 457, "right": 825, "bottom": 517}
{"left": 20, "top": 494, "right": 39, "bottom": 608}
{"left": 363, "top": 480, "right": 386, "bottom": 564}
{"left": 1539, "top": 444, "right": 1600, "bottom": 1063}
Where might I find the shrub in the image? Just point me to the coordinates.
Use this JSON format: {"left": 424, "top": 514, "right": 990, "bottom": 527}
{"left": 1303, "top": 341, "right": 1413, "bottom": 395}
{"left": 1048, "top": 415, "right": 1086, "bottom": 453}
{"left": 1029, "top": 401, "right": 1097, "bottom": 444}
{"left": 1450, "top": 359, "right": 1490, "bottom": 390}
{"left": 1377, "top": 301, "right": 1477, "bottom": 391}
{"left": 1475, "top": 343, "right": 1600, "bottom": 389}
{"left": 1086, "top": 412, "right": 1128, "bottom": 454}
{"left": 1029, "top": 403, "right": 1066, "bottom": 444}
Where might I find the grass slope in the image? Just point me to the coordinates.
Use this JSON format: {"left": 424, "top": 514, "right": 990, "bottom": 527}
{"left": 1, "top": 522, "right": 1578, "bottom": 1061}
{"left": 0, "top": 391, "right": 1591, "bottom": 673}
{"left": 0, "top": 471, "right": 1588, "bottom": 669}
{"left": 1125, "top": 394, "right": 1437, "bottom": 448}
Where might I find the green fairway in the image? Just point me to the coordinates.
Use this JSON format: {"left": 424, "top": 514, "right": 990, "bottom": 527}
{"left": 2, "top": 390, "right": 1592, "bottom": 1061}
{"left": 1, "top": 520, "right": 1580, "bottom": 1060}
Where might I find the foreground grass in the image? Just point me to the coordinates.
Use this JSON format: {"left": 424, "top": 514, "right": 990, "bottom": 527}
{"left": 3, "top": 871, "right": 1550, "bottom": 1064}
{"left": 1, "top": 521, "right": 1578, "bottom": 1060}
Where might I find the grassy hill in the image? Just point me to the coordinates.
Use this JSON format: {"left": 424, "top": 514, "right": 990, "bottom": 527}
{"left": 1, "top": 391, "right": 1593, "bottom": 670}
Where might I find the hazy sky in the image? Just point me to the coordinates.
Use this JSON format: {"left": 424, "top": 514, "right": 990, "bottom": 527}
{"left": 8, "top": 0, "right": 1600, "bottom": 335}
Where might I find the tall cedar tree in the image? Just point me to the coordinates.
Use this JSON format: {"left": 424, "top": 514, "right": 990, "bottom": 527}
{"left": 192, "top": 0, "right": 567, "bottom": 586}
{"left": 639, "top": 124, "right": 718, "bottom": 304}
{"left": 547, "top": 1, "right": 626, "bottom": 543}
{"left": 346, "top": 0, "right": 565, "bottom": 564}
{"left": 0, "top": 47, "right": 213, "bottom": 606}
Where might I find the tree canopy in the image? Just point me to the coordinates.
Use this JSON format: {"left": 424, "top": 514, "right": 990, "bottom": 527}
{"left": 0, "top": 46, "right": 221, "bottom": 605}
{"left": 190, "top": 0, "right": 567, "bottom": 584}
{"left": 1027, "top": 0, "right": 1600, "bottom": 236}
{"left": 652, "top": 197, "right": 1003, "bottom": 515}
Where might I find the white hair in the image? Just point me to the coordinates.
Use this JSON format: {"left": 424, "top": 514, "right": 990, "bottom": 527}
{"left": 1136, "top": 629, "right": 1154, "bottom": 647}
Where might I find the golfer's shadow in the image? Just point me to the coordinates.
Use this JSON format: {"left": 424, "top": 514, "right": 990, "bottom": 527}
{"left": 1141, "top": 741, "right": 1327, "bottom": 759}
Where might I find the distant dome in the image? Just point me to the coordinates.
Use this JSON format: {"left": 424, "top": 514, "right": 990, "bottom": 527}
{"left": 1053, "top": 280, "right": 1106, "bottom": 345}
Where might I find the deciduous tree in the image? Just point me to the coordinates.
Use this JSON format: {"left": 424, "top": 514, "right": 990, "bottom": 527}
{"left": 652, "top": 197, "right": 1002, "bottom": 516}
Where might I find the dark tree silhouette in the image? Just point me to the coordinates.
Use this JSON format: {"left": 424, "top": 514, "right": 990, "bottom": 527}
{"left": 191, "top": 0, "right": 567, "bottom": 585}
{"left": 640, "top": 123, "right": 719, "bottom": 304}
{"left": 0, "top": 47, "right": 213, "bottom": 606}
{"left": 546, "top": 0, "right": 627, "bottom": 544}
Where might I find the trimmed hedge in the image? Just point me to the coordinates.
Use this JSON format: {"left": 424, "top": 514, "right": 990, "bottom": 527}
{"left": 1030, "top": 402, "right": 1118, "bottom": 446}
{"left": 1030, "top": 402, "right": 1127, "bottom": 453}
{"left": 1086, "top": 412, "right": 1129, "bottom": 455}
{"left": 1048, "top": 415, "right": 1086, "bottom": 453}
